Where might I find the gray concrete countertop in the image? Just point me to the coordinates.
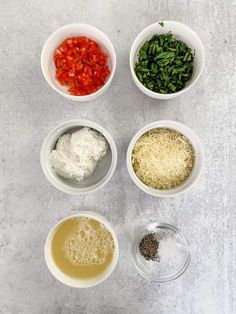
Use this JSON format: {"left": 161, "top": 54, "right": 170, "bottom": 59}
{"left": 0, "top": 0, "right": 235, "bottom": 313}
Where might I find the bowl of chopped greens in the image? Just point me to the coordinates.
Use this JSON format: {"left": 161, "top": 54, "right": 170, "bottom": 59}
{"left": 130, "top": 21, "right": 205, "bottom": 99}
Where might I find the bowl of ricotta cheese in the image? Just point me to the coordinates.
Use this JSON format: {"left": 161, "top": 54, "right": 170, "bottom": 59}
{"left": 40, "top": 119, "right": 117, "bottom": 194}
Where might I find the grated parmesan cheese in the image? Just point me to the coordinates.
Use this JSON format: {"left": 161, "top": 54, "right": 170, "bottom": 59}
{"left": 132, "top": 128, "right": 194, "bottom": 189}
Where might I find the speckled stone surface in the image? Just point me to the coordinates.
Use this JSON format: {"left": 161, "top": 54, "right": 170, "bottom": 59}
{"left": 0, "top": 0, "right": 235, "bottom": 313}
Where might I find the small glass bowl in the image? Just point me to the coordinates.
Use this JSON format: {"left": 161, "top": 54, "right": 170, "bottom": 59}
{"left": 132, "top": 223, "right": 190, "bottom": 283}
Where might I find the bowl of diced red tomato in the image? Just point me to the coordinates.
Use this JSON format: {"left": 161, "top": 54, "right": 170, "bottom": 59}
{"left": 41, "top": 24, "right": 116, "bottom": 101}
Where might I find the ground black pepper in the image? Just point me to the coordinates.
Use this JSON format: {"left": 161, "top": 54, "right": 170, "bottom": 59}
{"left": 139, "top": 233, "right": 160, "bottom": 261}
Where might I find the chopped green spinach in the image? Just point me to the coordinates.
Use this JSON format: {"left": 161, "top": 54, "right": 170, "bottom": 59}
{"left": 134, "top": 33, "right": 194, "bottom": 94}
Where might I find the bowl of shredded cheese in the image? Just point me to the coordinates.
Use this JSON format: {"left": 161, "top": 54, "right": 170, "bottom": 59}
{"left": 126, "top": 120, "right": 204, "bottom": 197}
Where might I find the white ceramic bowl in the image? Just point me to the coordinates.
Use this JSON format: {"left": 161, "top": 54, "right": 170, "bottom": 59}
{"left": 44, "top": 211, "right": 119, "bottom": 288}
{"left": 130, "top": 21, "right": 205, "bottom": 99}
{"left": 40, "top": 119, "right": 117, "bottom": 194}
{"left": 126, "top": 120, "right": 204, "bottom": 197}
{"left": 41, "top": 24, "right": 116, "bottom": 101}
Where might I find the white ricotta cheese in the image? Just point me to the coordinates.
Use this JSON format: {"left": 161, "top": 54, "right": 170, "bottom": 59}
{"left": 50, "top": 127, "right": 108, "bottom": 181}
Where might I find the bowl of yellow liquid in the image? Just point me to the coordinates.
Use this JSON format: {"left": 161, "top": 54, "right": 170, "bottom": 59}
{"left": 44, "top": 211, "right": 119, "bottom": 288}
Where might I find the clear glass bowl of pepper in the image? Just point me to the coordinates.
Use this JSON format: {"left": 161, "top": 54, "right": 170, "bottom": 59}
{"left": 132, "top": 222, "right": 190, "bottom": 283}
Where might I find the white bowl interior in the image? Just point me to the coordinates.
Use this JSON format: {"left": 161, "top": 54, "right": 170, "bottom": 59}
{"left": 130, "top": 21, "right": 205, "bottom": 98}
{"left": 41, "top": 24, "right": 115, "bottom": 99}
{"left": 127, "top": 121, "right": 204, "bottom": 197}
{"left": 41, "top": 120, "right": 117, "bottom": 194}
{"left": 44, "top": 211, "right": 119, "bottom": 288}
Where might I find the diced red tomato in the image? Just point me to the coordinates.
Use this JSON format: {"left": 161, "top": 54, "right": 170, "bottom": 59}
{"left": 53, "top": 36, "right": 110, "bottom": 96}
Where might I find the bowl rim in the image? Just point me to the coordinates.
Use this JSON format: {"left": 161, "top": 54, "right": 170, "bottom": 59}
{"left": 126, "top": 120, "right": 204, "bottom": 197}
{"left": 44, "top": 211, "right": 119, "bottom": 288}
{"left": 132, "top": 222, "right": 191, "bottom": 283}
{"left": 41, "top": 23, "right": 116, "bottom": 101}
{"left": 40, "top": 119, "right": 117, "bottom": 195}
{"left": 129, "top": 20, "right": 205, "bottom": 99}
